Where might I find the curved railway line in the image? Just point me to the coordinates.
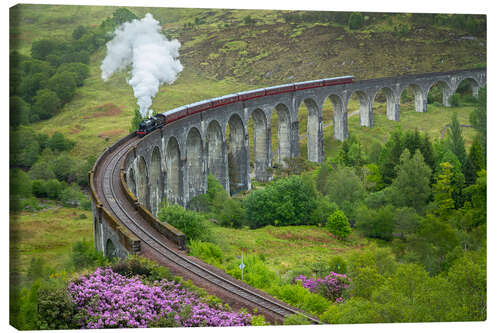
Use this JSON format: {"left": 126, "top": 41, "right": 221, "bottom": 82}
{"left": 92, "top": 131, "right": 322, "bottom": 325}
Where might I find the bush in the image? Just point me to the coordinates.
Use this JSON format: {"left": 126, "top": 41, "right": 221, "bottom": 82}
{"left": 448, "top": 93, "right": 461, "bottom": 107}
{"left": 327, "top": 256, "right": 348, "bottom": 274}
{"left": 348, "top": 12, "right": 363, "bottom": 30}
{"left": 220, "top": 199, "right": 245, "bottom": 228}
{"left": 283, "top": 314, "right": 311, "bottom": 325}
{"left": 355, "top": 205, "right": 395, "bottom": 241}
{"left": 158, "top": 204, "right": 211, "bottom": 241}
{"left": 70, "top": 240, "right": 108, "bottom": 270}
{"left": 188, "top": 240, "right": 223, "bottom": 266}
{"left": 37, "top": 287, "right": 82, "bottom": 330}
{"left": 326, "top": 210, "right": 352, "bottom": 240}
{"left": 269, "top": 283, "right": 330, "bottom": 315}
{"left": 243, "top": 175, "right": 318, "bottom": 229}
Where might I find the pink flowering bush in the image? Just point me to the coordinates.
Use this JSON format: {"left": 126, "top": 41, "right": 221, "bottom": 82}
{"left": 295, "top": 272, "right": 350, "bottom": 303}
{"left": 68, "top": 267, "right": 251, "bottom": 328}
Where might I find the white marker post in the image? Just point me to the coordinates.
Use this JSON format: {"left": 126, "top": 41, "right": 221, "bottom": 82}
{"left": 239, "top": 251, "right": 245, "bottom": 281}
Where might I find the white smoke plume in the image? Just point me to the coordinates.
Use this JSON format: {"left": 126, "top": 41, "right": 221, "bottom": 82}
{"left": 101, "top": 13, "right": 183, "bottom": 118}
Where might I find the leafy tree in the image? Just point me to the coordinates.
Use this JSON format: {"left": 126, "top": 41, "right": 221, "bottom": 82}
{"left": 52, "top": 153, "right": 77, "bottom": 182}
{"left": 10, "top": 96, "right": 30, "bottom": 127}
{"left": 393, "top": 206, "right": 421, "bottom": 239}
{"left": 463, "top": 135, "right": 485, "bottom": 185}
{"left": 355, "top": 205, "right": 395, "bottom": 241}
{"left": 378, "top": 129, "right": 404, "bottom": 184}
{"left": 244, "top": 175, "right": 318, "bottom": 228}
{"left": 310, "top": 196, "right": 338, "bottom": 226}
{"left": 32, "top": 89, "right": 60, "bottom": 120}
{"left": 48, "top": 132, "right": 75, "bottom": 152}
{"left": 10, "top": 169, "right": 32, "bottom": 198}
{"left": 432, "top": 162, "right": 455, "bottom": 217}
{"left": 435, "top": 150, "right": 466, "bottom": 208}
{"left": 57, "top": 62, "right": 89, "bottom": 87}
{"left": 326, "top": 210, "right": 352, "bottom": 240}
{"left": 461, "top": 169, "right": 486, "bottom": 229}
{"left": 446, "top": 251, "right": 486, "bottom": 320}
{"left": 390, "top": 149, "right": 432, "bottom": 212}
{"left": 130, "top": 108, "right": 143, "bottom": 133}
{"left": 325, "top": 166, "right": 365, "bottom": 219}
{"left": 31, "top": 39, "right": 68, "bottom": 61}
{"left": 445, "top": 112, "right": 467, "bottom": 166}
{"left": 38, "top": 287, "right": 81, "bottom": 330}
{"left": 47, "top": 71, "right": 77, "bottom": 103}
{"left": 315, "top": 161, "right": 334, "bottom": 195}
{"left": 72, "top": 25, "right": 88, "bottom": 40}
{"left": 220, "top": 199, "right": 244, "bottom": 228}
{"left": 469, "top": 86, "right": 486, "bottom": 152}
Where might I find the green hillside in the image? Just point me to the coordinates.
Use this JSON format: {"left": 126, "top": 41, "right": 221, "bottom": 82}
{"left": 10, "top": 5, "right": 485, "bottom": 160}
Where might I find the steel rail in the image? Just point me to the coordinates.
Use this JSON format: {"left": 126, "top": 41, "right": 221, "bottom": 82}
{"left": 96, "top": 133, "right": 322, "bottom": 324}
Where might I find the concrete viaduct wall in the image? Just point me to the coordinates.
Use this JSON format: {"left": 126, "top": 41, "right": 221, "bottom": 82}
{"left": 122, "top": 68, "right": 486, "bottom": 212}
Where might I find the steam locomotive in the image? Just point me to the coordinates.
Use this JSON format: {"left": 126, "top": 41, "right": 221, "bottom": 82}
{"left": 136, "top": 75, "right": 354, "bottom": 137}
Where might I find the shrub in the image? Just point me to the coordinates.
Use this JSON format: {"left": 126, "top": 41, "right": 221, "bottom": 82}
{"left": 70, "top": 240, "right": 108, "bottom": 270}
{"left": 220, "top": 199, "right": 245, "bottom": 228}
{"left": 348, "top": 12, "right": 363, "bottom": 30}
{"left": 68, "top": 267, "right": 252, "bottom": 328}
{"left": 158, "top": 204, "right": 211, "bottom": 241}
{"left": 295, "top": 271, "right": 351, "bottom": 303}
{"left": 326, "top": 210, "right": 352, "bottom": 240}
{"left": 327, "top": 256, "right": 348, "bottom": 275}
{"left": 355, "top": 205, "right": 395, "bottom": 241}
{"left": 243, "top": 175, "right": 318, "bottom": 228}
{"left": 448, "top": 93, "right": 461, "bottom": 107}
{"left": 269, "top": 283, "right": 330, "bottom": 315}
{"left": 188, "top": 240, "right": 223, "bottom": 266}
{"left": 283, "top": 314, "right": 311, "bottom": 325}
{"left": 38, "top": 287, "right": 82, "bottom": 330}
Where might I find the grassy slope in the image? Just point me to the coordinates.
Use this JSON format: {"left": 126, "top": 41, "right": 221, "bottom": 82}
{"left": 10, "top": 204, "right": 93, "bottom": 278}
{"left": 211, "top": 225, "right": 373, "bottom": 276}
{"left": 9, "top": 5, "right": 485, "bottom": 286}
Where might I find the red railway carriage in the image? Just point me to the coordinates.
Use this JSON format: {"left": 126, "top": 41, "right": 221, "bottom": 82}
{"left": 323, "top": 75, "right": 355, "bottom": 86}
{"left": 139, "top": 75, "right": 354, "bottom": 136}
{"left": 211, "top": 94, "right": 239, "bottom": 108}
{"left": 164, "top": 106, "right": 188, "bottom": 124}
{"left": 237, "top": 88, "right": 266, "bottom": 101}
{"left": 265, "top": 83, "right": 295, "bottom": 96}
{"left": 187, "top": 100, "right": 213, "bottom": 116}
{"left": 294, "top": 79, "right": 324, "bottom": 91}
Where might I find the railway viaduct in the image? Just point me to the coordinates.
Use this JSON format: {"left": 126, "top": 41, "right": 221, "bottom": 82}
{"left": 90, "top": 68, "right": 485, "bottom": 321}
{"left": 121, "top": 68, "right": 485, "bottom": 216}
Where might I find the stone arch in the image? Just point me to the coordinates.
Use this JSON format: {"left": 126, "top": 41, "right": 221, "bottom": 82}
{"left": 401, "top": 83, "right": 426, "bottom": 113}
{"left": 348, "top": 90, "right": 372, "bottom": 127}
{"left": 455, "top": 77, "right": 480, "bottom": 98}
{"left": 136, "top": 155, "right": 149, "bottom": 210}
{"left": 373, "top": 87, "right": 399, "bottom": 121}
{"left": 206, "top": 120, "right": 227, "bottom": 189}
{"left": 166, "top": 136, "right": 181, "bottom": 204}
{"left": 426, "top": 80, "right": 452, "bottom": 107}
{"left": 186, "top": 127, "right": 204, "bottom": 201}
{"left": 105, "top": 239, "right": 116, "bottom": 258}
{"left": 298, "top": 97, "right": 322, "bottom": 162}
{"left": 250, "top": 108, "right": 269, "bottom": 181}
{"left": 273, "top": 103, "right": 292, "bottom": 166}
{"left": 226, "top": 113, "right": 247, "bottom": 195}
{"left": 149, "top": 146, "right": 162, "bottom": 216}
{"left": 322, "top": 94, "right": 346, "bottom": 141}
{"left": 127, "top": 166, "right": 137, "bottom": 197}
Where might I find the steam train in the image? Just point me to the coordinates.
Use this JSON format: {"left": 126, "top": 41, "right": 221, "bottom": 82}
{"left": 136, "top": 75, "right": 354, "bottom": 137}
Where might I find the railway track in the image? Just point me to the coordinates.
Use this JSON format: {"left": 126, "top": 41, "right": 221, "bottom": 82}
{"left": 93, "top": 133, "right": 322, "bottom": 325}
